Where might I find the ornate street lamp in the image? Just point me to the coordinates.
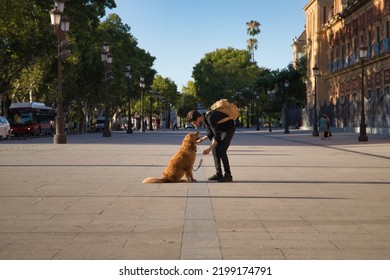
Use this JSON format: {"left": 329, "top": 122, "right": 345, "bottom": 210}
{"left": 312, "top": 65, "right": 320, "bottom": 136}
{"left": 139, "top": 76, "right": 145, "bottom": 132}
{"left": 284, "top": 80, "right": 290, "bottom": 134}
{"left": 155, "top": 90, "right": 161, "bottom": 129}
{"left": 148, "top": 86, "right": 154, "bottom": 131}
{"left": 50, "top": 0, "right": 69, "bottom": 144}
{"left": 255, "top": 92, "right": 260, "bottom": 131}
{"left": 358, "top": 46, "right": 368, "bottom": 142}
{"left": 267, "top": 90, "right": 273, "bottom": 132}
{"left": 245, "top": 87, "right": 251, "bottom": 128}
{"left": 101, "top": 42, "right": 112, "bottom": 137}
{"left": 124, "top": 64, "right": 133, "bottom": 134}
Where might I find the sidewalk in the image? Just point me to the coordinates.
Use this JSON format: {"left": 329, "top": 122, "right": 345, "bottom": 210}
{"left": 0, "top": 129, "right": 389, "bottom": 259}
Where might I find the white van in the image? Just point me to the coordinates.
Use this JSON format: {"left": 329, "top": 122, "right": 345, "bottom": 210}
{"left": 95, "top": 117, "right": 105, "bottom": 130}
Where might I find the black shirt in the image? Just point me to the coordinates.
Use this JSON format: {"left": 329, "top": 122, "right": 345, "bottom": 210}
{"left": 203, "top": 111, "right": 235, "bottom": 143}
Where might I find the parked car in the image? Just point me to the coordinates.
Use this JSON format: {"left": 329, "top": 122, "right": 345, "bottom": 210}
{"left": 0, "top": 116, "right": 11, "bottom": 139}
{"left": 95, "top": 117, "right": 105, "bottom": 130}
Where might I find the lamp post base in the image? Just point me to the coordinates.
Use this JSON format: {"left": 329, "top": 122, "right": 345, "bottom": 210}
{"left": 103, "top": 130, "right": 111, "bottom": 137}
{"left": 127, "top": 120, "right": 133, "bottom": 134}
{"left": 53, "top": 134, "right": 67, "bottom": 144}
{"left": 53, "top": 116, "right": 67, "bottom": 144}
{"left": 358, "top": 123, "right": 368, "bottom": 142}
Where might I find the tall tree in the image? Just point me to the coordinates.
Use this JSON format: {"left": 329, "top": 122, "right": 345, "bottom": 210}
{"left": 0, "top": 0, "right": 117, "bottom": 109}
{"left": 152, "top": 75, "right": 178, "bottom": 107}
{"left": 246, "top": 20, "right": 261, "bottom": 63}
{"left": 192, "top": 48, "right": 259, "bottom": 107}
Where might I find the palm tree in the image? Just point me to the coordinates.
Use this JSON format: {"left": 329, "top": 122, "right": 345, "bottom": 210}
{"left": 246, "top": 20, "right": 261, "bottom": 63}
{"left": 246, "top": 38, "right": 258, "bottom": 61}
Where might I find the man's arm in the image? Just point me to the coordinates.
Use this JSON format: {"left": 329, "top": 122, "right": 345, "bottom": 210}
{"left": 202, "top": 138, "right": 218, "bottom": 155}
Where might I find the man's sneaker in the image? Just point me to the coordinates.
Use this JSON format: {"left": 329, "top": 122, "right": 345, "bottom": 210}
{"left": 208, "top": 174, "right": 223, "bottom": 180}
{"left": 218, "top": 175, "right": 233, "bottom": 182}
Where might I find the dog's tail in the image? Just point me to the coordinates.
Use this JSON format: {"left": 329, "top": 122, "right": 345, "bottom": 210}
{"left": 142, "top": 177, "right": 170, "bottom": 183}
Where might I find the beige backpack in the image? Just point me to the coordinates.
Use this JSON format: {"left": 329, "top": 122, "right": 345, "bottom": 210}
{"left": 208, "top": 99, "right": 240, "bottom": 124}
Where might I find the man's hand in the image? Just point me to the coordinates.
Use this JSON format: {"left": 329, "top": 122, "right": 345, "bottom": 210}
{"left": 202, "top": 139, "right": 217, "bottom": 155}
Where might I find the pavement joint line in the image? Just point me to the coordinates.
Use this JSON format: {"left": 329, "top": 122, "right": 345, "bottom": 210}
{"left": 180, "top": 166, "right": 222, "bottom": 260}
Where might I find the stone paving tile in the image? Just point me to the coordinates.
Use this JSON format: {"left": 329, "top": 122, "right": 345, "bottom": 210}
{"left": 133, "top": 219, "right": 183, "bottom": 232}
{"left": 120, "top": 243, "right": 182, "bottom": 260}
{"left": 261, "top": 220, "right": 318, "bottom": 233}
{"left": 181, "top": 232, "right": 220, "bottom": 249}
{"left": 221, "top": 247, "right": 286, "bottom": 260}
{"left": 180, "top": 248, "right": 221, "bottom": 260}
{"left": 218, "top": 232, "right": 272, "bottom": 242}
{"left": 281, "top": 248, "right": 390, "bottom": 260}
{"left": 216, "top": 219, "right": 267, "bottom": 232}
{"left": 0, "top": 248, "right": 60, "bottom": 260}
{"left": 184, "top": 219, "right": 217, "bottom": 232}
{"left": 269, "top": 232, "right": 382, "bottom": 241}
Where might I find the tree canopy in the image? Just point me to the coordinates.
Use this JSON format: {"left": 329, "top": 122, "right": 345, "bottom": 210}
{"left": 192, "top": 48, "right": 260, "bottom": 107}
{"left": 0, "top": 0, "right": 156, "bottom": 122}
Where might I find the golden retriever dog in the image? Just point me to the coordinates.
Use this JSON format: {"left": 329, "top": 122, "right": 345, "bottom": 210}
{"left": 142, "top": 131, "right": 199, "bottom": 183}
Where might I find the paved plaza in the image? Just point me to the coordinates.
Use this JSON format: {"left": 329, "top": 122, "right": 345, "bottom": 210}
{"left": 0, "top": 128, "right": 389, "bottom": 260}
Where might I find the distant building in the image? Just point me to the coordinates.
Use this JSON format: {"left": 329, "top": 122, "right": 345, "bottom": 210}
{"left": 301, "top": 0, "right": 390, "bottom": 133}
{"left": 291, "top": 31, "right": 307, "bottom": 69}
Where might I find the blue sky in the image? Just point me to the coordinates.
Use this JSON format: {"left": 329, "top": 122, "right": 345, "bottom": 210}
{"left": 107, "top": 0, "right": 309, "bottom": 90}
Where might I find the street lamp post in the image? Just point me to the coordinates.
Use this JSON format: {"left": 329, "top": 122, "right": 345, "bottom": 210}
{"left": 50, "top": 0, "right": 69, "bottom": 144}
{"left": 358, "top": 46, "right": 368, "bottom": 142}
{"left": 149, "top": 86, "right": 154, "bottom": 131}
{"left": 139, "top": 76, "right": 145, "bottom": 132}
{"left": 246, "top": 87, "right": 251, "bottom": 128}
{"left": 312, "top": 65, "right": 319, "bottom": 136}
{"left": 255, "top": 92, "right": 260, "bottom": 131}
{"left": 155, "top": 90, "right": 161, "bottom": 129}
{"left": 267, "top": 90, "right": 273, "bottom": 132}
{"left": 124, "top": 64, "right": 133, "bottom": 134}
{"left": 284, "top": 80, "right": 290, "bottom": 134}
{"left": 101, "top": 42, "right": 112, "bottom": 137}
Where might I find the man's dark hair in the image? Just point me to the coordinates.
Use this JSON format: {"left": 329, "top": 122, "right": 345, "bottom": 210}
{"left": 186, "top": 110, "right": 202, "bottom": 122}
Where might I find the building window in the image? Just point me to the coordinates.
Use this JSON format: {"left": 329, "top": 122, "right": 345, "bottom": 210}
{"left": 376, "top": 26, "right": 380, "bottom": 42}
{"left": 368, "top": 30, "right": 372, "bottom": 46}
{"left": 386, "top": 21, "right": 390, "bottom": 39}
{"left": 323, "top": 6, "right": 327, "bottom": 24}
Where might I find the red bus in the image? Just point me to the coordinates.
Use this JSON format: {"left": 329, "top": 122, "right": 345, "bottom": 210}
{"left": 7, "top": 102, "right": 56, "bottom": 136}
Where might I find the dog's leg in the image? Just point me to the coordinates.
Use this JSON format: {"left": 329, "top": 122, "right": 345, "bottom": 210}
{"left": 185, "top": 169, "right": 196, "bottom": 182}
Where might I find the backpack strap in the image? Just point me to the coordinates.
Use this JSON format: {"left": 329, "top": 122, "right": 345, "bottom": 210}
{"left": 206, "top": 110, "right": 230, "bottom": 124}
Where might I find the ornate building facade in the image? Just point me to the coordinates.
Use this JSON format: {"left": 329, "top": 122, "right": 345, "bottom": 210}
{"left": 303, "top": 0, "right": 390, "bottom": 133}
